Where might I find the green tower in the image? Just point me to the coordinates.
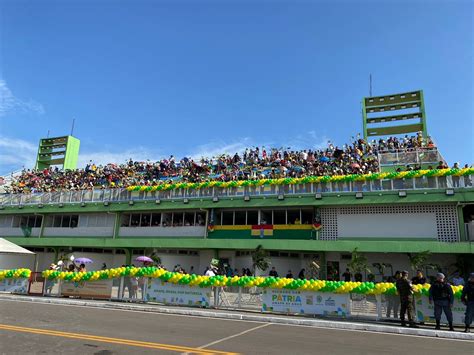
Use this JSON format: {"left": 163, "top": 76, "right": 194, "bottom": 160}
{"left": 362, "top": 90, "right": 428, "bottom": 140}
{"left": 35, "top": 135, "right": 80, "bottom": 170}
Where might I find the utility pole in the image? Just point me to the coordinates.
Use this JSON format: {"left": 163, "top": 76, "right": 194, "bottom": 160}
{"left": 369, "top": 74, "right": 372, "bottom": 97}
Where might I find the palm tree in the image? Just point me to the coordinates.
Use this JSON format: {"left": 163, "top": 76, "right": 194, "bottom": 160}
{"left": 251, "top": 245, "right": 270, "bottom": 276}
{"left": 348, "top": 248, "right": 371, "bottom": 281}
{"left": 407, "top": 250, "right": 431, "bottom": 271}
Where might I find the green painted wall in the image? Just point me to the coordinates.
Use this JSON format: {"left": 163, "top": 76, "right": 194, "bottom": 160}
{"left": 5, "top": 237, "right": 473, "bottom": 254}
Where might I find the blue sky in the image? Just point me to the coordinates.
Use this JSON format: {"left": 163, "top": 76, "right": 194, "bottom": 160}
{"left": 0, "top": 0, "right": 472, "bottom": 175}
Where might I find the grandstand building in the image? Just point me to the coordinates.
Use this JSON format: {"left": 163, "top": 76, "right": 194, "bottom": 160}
{"left": 1, "top": 90, "right": 473, "bottom": 280}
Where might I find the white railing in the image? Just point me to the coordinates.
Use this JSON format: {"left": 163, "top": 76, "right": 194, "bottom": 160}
{"left": 0, "top": 174, "right": 472, "bottom": 207}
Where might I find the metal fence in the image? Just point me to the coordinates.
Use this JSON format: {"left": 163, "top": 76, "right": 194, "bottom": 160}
{"left": 1, "top": 174, "right": 472, "bottom": 207}
{"left": 7, "top": 276, "right": 395, "bottom": 322}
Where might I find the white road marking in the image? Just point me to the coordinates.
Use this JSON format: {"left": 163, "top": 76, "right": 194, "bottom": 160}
{"left": 197, "top": 323, "right": 272, "bottom": 349}
{"left": 1, "top": 298, "right": 472, "bottom": 343}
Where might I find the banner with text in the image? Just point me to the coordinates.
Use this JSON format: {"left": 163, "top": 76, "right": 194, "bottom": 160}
{"left": 145, "top": 279, "right": 210, "bottom": 308}
{"left": 61, "top": 279, "right": 113, "bottom": 299}
{"left": 262, "top": 289, "right": 350, "bottom": 317}
{"left": 0, "top": 278, "right": 28, "bottom": 294}
{"left": 415, "top": 295, "right": 466, "bottom": 326}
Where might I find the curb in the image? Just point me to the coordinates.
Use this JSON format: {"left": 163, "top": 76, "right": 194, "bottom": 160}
{"left": 1, "top": 294, "right": 473, "bottom": 341}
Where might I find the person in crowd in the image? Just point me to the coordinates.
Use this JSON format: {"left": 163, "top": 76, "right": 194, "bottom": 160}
{"left": 67, "top": 264, "right": 76, "bottom": 272}
{"left": 101, "top": 263, "right": 107, "bottom": 270}
{"left": 386, "top": 271, "right": 401, "bottom": 319}
{"left": 464, "top": 164, "right": 472, "bottom": 187}
{"left": 429, "top": 273, "right": 454, "bottom": 331}
{"left": 461, "top": 273, "right": 474, "bottom": 333}
{"left": 452, "top": 273, "right": 465, "bottom": 286}
{"left": 189, "top": 266, "right": 195, "bottom": 274}
{"left": 286, "top": 270, "right": 293, "bottom": 279}
{"left": 78, "top": 263, "right": 87, "bottom": 272}
{"left": 342, "top": 268, "right": 351, "bottom": 282}
{"left": 205, "top": 266, "right": 217, "bottom": 277}
{"left": 130, "top": 276, "right": 138, "bottom": 299}
{"left": 411, "top": 270, "right": 426, "bottom": 285}
{"left": 269, "top": 267, "right": 278, "bottom": 277}
{"left": 245, "top": 268, "right": 252, "bottom": 276}
{"left": 451, "top": 163, "right": 460, "bottom": 187}
{"left": 298, "top": 268, "right": 306, "bottom": 279}
{"left": 396, "top": 270, "right": 418, "bottom": 328}
{"left": 7, "top": 135, "right": 445, "bottom": 195}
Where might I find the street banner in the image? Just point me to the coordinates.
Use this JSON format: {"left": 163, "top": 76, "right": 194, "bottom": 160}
{"left": 0, "top": 278, "right": 29, "bottom": 294}
{"left": 61, "top": 279, "right": 113, "bottom": 299}
{"left": 145, "top": 279, "right": 210, "bottom": 307}
{"left": 415, "top": 295, "right": 466, "bottom": 326}
{"left": 262, "top": 289, "right": 350, "bottom": 317}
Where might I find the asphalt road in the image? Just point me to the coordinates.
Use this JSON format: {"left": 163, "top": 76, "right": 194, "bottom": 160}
{"left": 0, "top": 299, "right": 472, "bottom": 355}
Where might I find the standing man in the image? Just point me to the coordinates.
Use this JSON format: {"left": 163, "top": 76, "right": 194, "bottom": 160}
{"left": 411, "top": 270, "right": 427, "bottom": 285}
{"left": 342, "top": 268, "right": 351, "bottom": 282}
{"left": 386, "top": 271, "right": 401, "bottom": 319}
{"left": 461, "top": 273, "right": 474, "bottom": 333}
{"left": 396, "top": 271, "right": 418, "bottom": 327}
{"left": 269, "top": 267, "right": 278, "bottom": 277}
{"left": 429, "top": 273, "right": 454, "bottom": 331}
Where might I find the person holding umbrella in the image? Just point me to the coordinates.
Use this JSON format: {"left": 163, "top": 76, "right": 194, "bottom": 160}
{"left": 74, "top": 257, "right": 93, "bottom": 272}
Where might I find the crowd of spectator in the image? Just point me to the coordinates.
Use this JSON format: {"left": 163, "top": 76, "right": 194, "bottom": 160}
{"left": 4, "top": 134, "right": 440, "bottom": 194}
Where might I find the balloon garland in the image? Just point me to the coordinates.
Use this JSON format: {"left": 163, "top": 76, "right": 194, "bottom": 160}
{"left": 0, "top": 268, "right": 31, "bottom": 281}
{"left": 42, "top": 266, "right": 464, "bottom": 299}
{"left": 125, "top": 168, "right": 474, "bottom": 193}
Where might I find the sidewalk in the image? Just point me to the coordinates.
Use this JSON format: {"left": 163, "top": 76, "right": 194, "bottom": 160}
{"left": 1, "top": 293, "right": 473, "bottom": 341}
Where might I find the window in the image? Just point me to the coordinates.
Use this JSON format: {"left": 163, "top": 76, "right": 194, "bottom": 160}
{"left": 247, "top": 210, "right": 258, "bottom": 225}
{"left": 53, "top": 215, "right": 62, "bottom": 227}
{"left": 287, "top": 209, "right": 300, "bottom": 224}
{"left": 173, "top": 212, "right": 184, "bottom": 226}
{"left": 184, "top": 212, "right": 194, "bottom": 226}
{"left": 162, "top": 213, "right": 171, "bottom": 227}
{"left": 27, "top": 216, "right": 36, "bottom": 228}
{"left": 215, "top": 211, "right": 222, "bottom": 226}
{"left": 234, "top": 211, "right": 246, "bottom": 225}
{"left": 222, "top": 211, "right": 233, "bottom": 225}
{"left": 121, "top": 214, "right": 131, "bottom": 227}
{"left": 141, "top": 213, "right": 151, "bottom": 227}
{"left": 0, "top": 216, "right": 13, "bottom": 228}
{"left": 260, "top": 210, "right": 272, "bottom": 225}
{"left": 61, "top": 215, "right": 71, "bottom": 228}
{"left": 130, "top": 214, "right": 140, "bottom": 227}
{"left": 70, "top": 215, "right": 78, "bottom": 228}
{"left": 196, "top": 212, "right": 205, "bottom": 226}
{"left": 87, "top": 214, "right": 98, "bottom": 227}
{"left": 301, "top": 209, "right": 314, "bottom": 224}
{"left": 151, "top": 213, "right": 161, "bottom": 226}
{"left": 273, "top": 210, "right": 286, "bottom": 224}
{"left": 35, "top": 216, "right": 43, "bottom": 228}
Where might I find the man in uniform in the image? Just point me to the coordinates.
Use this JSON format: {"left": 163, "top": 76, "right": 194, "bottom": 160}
{"left": 396, "top": 270, "right": 418, "bottom": 327}
{"left": 461, "top": 273, "right": 474, "bottom": 333}
{"left": 429, "top": 272, "right": 454, "bottom": 331}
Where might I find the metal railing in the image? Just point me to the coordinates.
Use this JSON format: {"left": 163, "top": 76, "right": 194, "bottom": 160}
{"left": 0, "top": 174, "right": 472, "bottom": 207}
{"left": 378, "top": 148, "right": 442, "bottom": 167}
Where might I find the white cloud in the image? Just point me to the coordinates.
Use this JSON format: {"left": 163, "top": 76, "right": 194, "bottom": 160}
{"left": 0, "top": 136, "right": 38, "bottom": 174}
{"left": 0, "top": 79, "right": 45, "bottom": 117}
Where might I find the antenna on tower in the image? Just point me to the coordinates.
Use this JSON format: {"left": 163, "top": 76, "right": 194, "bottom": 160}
{"left": 47, "top": 130, "right": 50, "bottom": 138}
{"left": 70, "top": 118, "right": 75, "bottom": 136}
{"left": 369, "top": 74, "right": 372, "bottom": 97}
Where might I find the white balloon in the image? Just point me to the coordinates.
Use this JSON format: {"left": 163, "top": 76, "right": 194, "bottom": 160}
{"left": 70, "top": 255, "right": 75, "bottom": 261}
{"left": 57, "top": 260, "right": 63, "bottom": 266}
